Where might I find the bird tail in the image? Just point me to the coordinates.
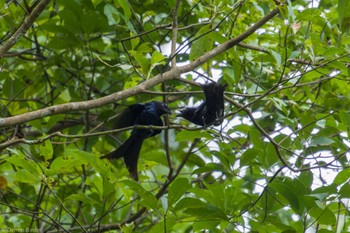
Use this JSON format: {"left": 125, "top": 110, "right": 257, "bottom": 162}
{"left": 100, "top": 135, "right": 144, "bottom": 181}
{"left": 100, "top": 136, "right": 134, "bottom": 160}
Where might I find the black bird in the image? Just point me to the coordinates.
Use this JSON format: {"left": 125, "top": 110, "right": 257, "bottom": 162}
{"left": 101, "top": 101, "right": 172, "bottom": 181}
{"left": 178, "top": 82, "right": 227, "bottom": 126}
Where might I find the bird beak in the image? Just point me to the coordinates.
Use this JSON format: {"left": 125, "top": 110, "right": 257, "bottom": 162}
{"left": 161, "top": 103, "right": 172, "bottom": 114}
{"left": 166, "top": 108, "right": 173, "bottom": 114}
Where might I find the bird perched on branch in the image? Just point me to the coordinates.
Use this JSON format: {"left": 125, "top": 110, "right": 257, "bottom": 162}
{"left": 101, "top": 101, "right": 172, "bottom": 181}
{"left": 178, "top": 82, "right": 227, "bottom": 126}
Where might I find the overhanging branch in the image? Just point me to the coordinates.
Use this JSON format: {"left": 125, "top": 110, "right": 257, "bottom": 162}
{"left": 0, "top": 7, "right": 280, "bottom": 127}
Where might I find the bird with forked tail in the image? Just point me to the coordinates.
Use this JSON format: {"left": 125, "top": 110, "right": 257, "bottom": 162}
{"left": 101, "top": 101, "right": 172, "bottom": 181}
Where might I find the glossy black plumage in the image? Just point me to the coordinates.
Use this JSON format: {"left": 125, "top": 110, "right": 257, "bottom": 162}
{"left": 179, "top": 82, "right": 227, "bottom": 126}
{"left": 101, "top": 101, "right": 171, "bottom": 181}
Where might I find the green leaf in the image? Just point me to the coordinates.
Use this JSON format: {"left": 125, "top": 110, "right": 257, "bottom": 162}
{"left": 317, "top": 230, "right": 334, "bottom": 233}
{"left": 151, "top": 50, "right": 165, "bottom": 65}
{"left": 176, "top": 130, "right": 212, "bottom": 141}
{"left": 16, "top": 169, "right": 41, "bottom": 185}
{"left": 168, "top": 178, "right": 191, "bottom": 206}
{"left": 48, "top": 157, "right": 82, "bottom": 174}
{"left": 6, "top": 155, "right": 42, "bottom": 178}
{"left": 39, "top": 140, "right": 53, "bottom": 161}
{"left": 120, "top": 223, "right": 135, "bottom": 233}
{"left": 116, "top": 0, "right": 131, "bottom": 21}
{"left": 137, "top": 43, "right": 152, "bottom": 53}
{"left": 91, "top": 0, "right": 103, "bottom": 8}
{"left": 58, "top": 89, "right": 71, "bottom": 102}
{"left": 124, "top": 77, "right": 142, "bottom": 89}
{"left": 189, "top": 25, "right": 213, "bottom": 61}
{"left": 148, "top": 217, "right": 175, "bottom": 233}
{"left": 298, "top": 171, "right": 313, "bottom": 189}
{"left": 338, "top": 0, "right": 350, "bottom": 32}
{"left": 339, "top": 183, "right": 350, "bottom": 198}
{"left": 47, "top": 35, "right": 81, "bottom": 49}
{"left": 130, "top": 32, "right": 140, "bottom": 49}
{"left": 192, "top": 163, "right": 225, "bottom": 175}
{"left": 129, "top": 50, "right": 150, "bottom": 74}
{"left": 104, "top": 4, "right": 120, "bottom": 25}
{"left": 240, "top": 148, "right": 259, "bottom": 166}
{"left": 311, "top": 184, "right": 338, "bottom": 201}
{"left": 309, "top": 206, "right": 336, "bottom": 225}
{"left": 66, "top": 194, "right": 101, "bottom": 206}
{"left": 264, "top": 143, "right": 279, "bottom": 167}
{"left": 58, "top": 8, "right": 81, "bottom": 33}
{"left": 193, "top": 220, "right": 221, "bottom": 232}
{"left": 249, "top": 129, "right": 264, "bottom": 148}
{"left": 269, "top": 181, "right": 302, "bottom": 215}
{"left": 309, "top": 137, "right": 334, "bottom": 147}
{"left": 121, "top": 180, "right": 158, "bottom": 210}
{"left": 81, "top": 12, "right": 102, "bottom": 34}
{"left": 333, "top": 168, "right": 350, "bottom": 185}
{"left": 175, "top": 197, "right": 206, "bottom": 211}
{"left": 270, "top": 50, "right": 281, "bottom": 67}
{"left": 339, "top": 111, "right": 350, "bottom": 128}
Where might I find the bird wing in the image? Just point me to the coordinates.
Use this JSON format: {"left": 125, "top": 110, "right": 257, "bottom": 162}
{"left": 113, "top": 103, "right": 145, "bottom": 129}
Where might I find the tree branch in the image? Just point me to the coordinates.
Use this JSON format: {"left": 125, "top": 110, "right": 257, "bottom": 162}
{"left": 0, "top": 7, "right": 280, "bottom": 127}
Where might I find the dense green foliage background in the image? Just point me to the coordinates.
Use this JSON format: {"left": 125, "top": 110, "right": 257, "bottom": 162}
{"left": 1, "top": 0, "right": 350, "bottom": 232}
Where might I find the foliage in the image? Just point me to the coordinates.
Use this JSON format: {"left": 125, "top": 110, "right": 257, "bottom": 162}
{"left": 1, "top": 0, "right": 350, "bottom": 232}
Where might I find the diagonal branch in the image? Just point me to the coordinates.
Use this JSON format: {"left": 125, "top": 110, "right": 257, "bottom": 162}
{"left": 0, "top": 7, "right": 280, "bottom": 127}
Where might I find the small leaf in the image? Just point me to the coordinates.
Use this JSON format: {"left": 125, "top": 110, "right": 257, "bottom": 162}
{"left": 309, "top": 137, "right": 334, "bottom": 147}
{"left": 189, "top": 25, "right": 213, "bottom": 61}
{"left": 120, "top": 223, "right": 135, "bottom": 233}
{"left": 269, "top": 181, "right": 302, "bottom": 215}
{"left": 249, "top": 129, "right": 264, "bottom": 148}
{"left": 151, "top": 51, "right": 165, "bottom": 64}
{"left": 116, "top": 0, "right": 131, "bottom": 21}
{"left": 6, "top": 155, "right": 42, "bottom": 178}
{"left": 263, "top": 143, "right": 278, "bottom": 167}
{"left": 129, "top": 50, "right": 150, "bottom": 74}
{"left": 193, "top": 220, "right": 220, "bottom": 232}
{"left": 124, "top": 77, "right": 142, "bottom": 89}
{"left": 333, "top": 169, "right": 350, "bottom": 185}
{"left": 168, "top": 178, "right": 191, "bottom": 206}
{"left": 66, "top": 194, "right": 100, "bottom": 206}
{"left": 298, "top": 171, "right": 313, "bottom": 189}
{"left": 176, "top": 130, "right": 212, "bottom": 141}
{"left": 121, "top": 180, "right": 158, "bottom": 210}
{"left": 39, "top": 140, "right": 53, "bottom": 161}
{"left": 16, "top": 169, "right": 41, "bottom": 185}
{"left": 192, "top": 163, "right": 225, "bottom": 175}
{"left": 338, "top": 0, "right": 350, "bottom": 32}
{"left": 48, "top": 157, "right": 82, "bottom": 174}
{"left": 160, "top": 196, "right": 168, "bottom": 212}
{"left": 137, "top": 43, "right": 152, "bottom": 53}
{"left": 91, "top": 0, "right": 103, "bottom": 7}
{"left": 339, "top": 111, "right": 350, "bottom": 128}
{"left": 270, "top": 50, "right": 281, "bottom": 66}
{"left": 240, "top": 148, "right": 259, "bottom": 166}
{"left": 175, "top": 197, "right": 206, "bottom": 211}
{"left": 104, "top": 4, "right": 120, "bottom": 25}
{"left": 339, "top": 183, "right": 350, "bottom": 198}
{"left": 309, "top": 206, "right": 336, "bottom": 225}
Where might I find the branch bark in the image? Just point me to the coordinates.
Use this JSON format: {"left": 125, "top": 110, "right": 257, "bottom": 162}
{"left": 0, "top": 7, "right": 280, "bottom": 127}
{"left": 0, "top": 0, "right": 51, "bottom": 57}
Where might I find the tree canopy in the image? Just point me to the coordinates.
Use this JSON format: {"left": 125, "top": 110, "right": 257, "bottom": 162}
{"left": 1, "top": 0, "right": 350, "bottom": 232}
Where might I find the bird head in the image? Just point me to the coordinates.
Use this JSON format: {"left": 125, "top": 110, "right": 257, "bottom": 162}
{"left": 148, "top": 101, "right": 172, "bottom": 115}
